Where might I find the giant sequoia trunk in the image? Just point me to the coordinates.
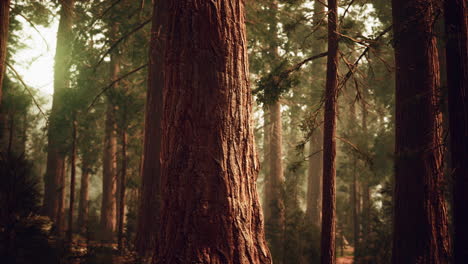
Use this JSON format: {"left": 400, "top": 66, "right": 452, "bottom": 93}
{"left": 0, "top": 0, "right": 9, "bottom": 111}
{"left": 154, "top": 1, "right": 272, "bottom": 263}
{"left": 43, "top": 0, "right": 74, "bottom": 235}
{"left": 135, "top": 1, "right": 165, "bottom": 256}
{"left": 321, "top": 0, "right": 339, "bottom": 263}
{"left": 444, "top": 0, "right": 468, "bottom": 262}
{"left": 391, "top": 0, "right": 450, "bottom": 263}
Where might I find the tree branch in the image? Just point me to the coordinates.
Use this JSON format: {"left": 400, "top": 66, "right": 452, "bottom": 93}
{"left": 87, "top": 63, "right": 148, "bottom": 111}
{"left": 6, "top": 62, "right": 48, "bottom": 120}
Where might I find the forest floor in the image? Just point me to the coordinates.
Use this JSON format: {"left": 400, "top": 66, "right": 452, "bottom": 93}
{"left": 336, "top": 245, "right": 354, "bottom": 264}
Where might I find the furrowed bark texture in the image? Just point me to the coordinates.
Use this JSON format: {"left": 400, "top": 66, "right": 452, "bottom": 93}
{"left": 154, "top": 1, "right": 272, "bottom": 263}
{"left": 444, "top": 0, "right": 468, "bottom": 262}
{"left": 321, "top": 0, "right": 338, "bottom": 262}
{"left": 391, "top": 0, "right": 451, "bottom": 263}
{"left": 0, "top": 0, "right": 9, "bottom": 109}
{"left": 43, "top": 0, "right": 74, "bottom": 235}
{"left": 135, "top": 0, "right": 165, "bottom": 256}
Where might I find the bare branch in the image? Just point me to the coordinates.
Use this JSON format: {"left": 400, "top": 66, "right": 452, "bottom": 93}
{"left": 6, "top": 62, "right": 48, "bottom": 120}
{"left": 94, "top": 18, "right": 151, "bottom": 69}
{"left": 87, "top": 63, "right": 148, "bottom": 111}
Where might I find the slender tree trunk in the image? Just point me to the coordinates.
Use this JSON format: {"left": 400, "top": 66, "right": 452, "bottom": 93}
{"left": 43, "top": 0, "right": 74, "bottom": 236}
{"left": 135, "top": 0, "right": 165, "bottom": 257}
{"left": 444, "top": 0, "right": 468, "bottom": 262}
{"left": 118, "top": 130, "right": 127, "bottom": 251}
{"left": 391, "top": 0, "right": 451, "bottom": 263}
{"left": 320, "top": 0, "right": 339, "bottom": 263}
{"left": 0, "top": 0, "right": 10, "bottom": 145}
{"left": 352, "top": 156, "right": 359, "bottom": 251}
{"left": 67, "top": 117, "right": 77, "bottom": 245}
{"left": 154, "top": 1, "right": 272, "bottom": 263}
{"left": 77, "top": 162, "right": 89, "bottom": 234}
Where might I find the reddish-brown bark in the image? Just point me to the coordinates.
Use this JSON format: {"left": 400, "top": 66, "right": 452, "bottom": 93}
{"left": 43, "top": 0, "right": 74, "bottom": 236}
{"left": 391, "top": 0, "right": 451, "bottom": 263}
{"left": 154, "top": 1, "right": 272, "bottom": 263}
{"left": 444, "top": 0, "right": 468, "bottom": 262}
{"left": 321, "top": 0, "right": 339, "bottom": 262}
{"left": 135, "top": 0, "right": 166, "bottom": 257}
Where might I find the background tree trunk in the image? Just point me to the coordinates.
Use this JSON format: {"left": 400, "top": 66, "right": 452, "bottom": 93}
{"left": 391, "top": 0, "right": 451, "bottom": 262}
{"left": 305, "top": 127, "right": 322, "bottom": 227}
{"left": 321, "top": 0, "right": 339, "bottom": 262}
{"left": 117, "top": 130, "right": 127, "bottom": 251}
{"left": 67, "top": 117, "right": 77, "bottom": 244}
{"left": 0, "top": 0, "right": 10, "bottom": 132}
{"left": 77, "top": 162, "right": 89, "bottom": 234}
{"left": 155, "top": 1, "right": 272, "bottom": 263}
{"left": 305, "top": 0, "right": 325, "bottom": 233}
{"left": 135, "top": 0, "right": 165, "bottom": 257}
{"left": 43, "top": 0, "right": 74, "bottom": 236}
{"left": 444, "top": 0, "right": 468, "bottom": 262}
{"left": 100, "top": 36, "right": 119, "bottom": 240}
{"left": 265, "top": 100, "right": 285, "bottom": 264}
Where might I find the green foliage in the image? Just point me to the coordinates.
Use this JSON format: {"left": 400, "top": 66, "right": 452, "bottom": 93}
{"left": 253, "top": 60, "right": 300, "bottom": 105}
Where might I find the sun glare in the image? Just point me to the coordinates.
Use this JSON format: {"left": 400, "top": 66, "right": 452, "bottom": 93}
{"left": 14, "top": 16, "right": 58, "bottom": 105}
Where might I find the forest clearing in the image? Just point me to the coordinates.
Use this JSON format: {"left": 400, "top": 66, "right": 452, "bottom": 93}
{"left": 0, "top": 0, "right": 467, "bottom": 264}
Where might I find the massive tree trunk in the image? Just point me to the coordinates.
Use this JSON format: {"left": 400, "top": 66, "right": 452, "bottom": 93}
{"left": 321, "top": 0, "right": 339, "bottom": 262}
{"left": 154, "top": 1, "right": 272, "bottom": 263}
{"left": 100, "top": 27, "right": 119, "bottom": 239}
{"left": 0, "top": 0, "right": 9, "bottom": 112}
{"left": 43, "top": 0, "right": 74, "bottom": 236}
{"left": 135, "top": 0, "right": 165, "bottom": 257}
{"left": 444, "top": 0, "right": 468, "bottom": 262}
{"left": 77, "top": 162, "right": 90, "bottom": 233}
{"left": 391, "top": 0, "right": 451, "bottom": 263}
